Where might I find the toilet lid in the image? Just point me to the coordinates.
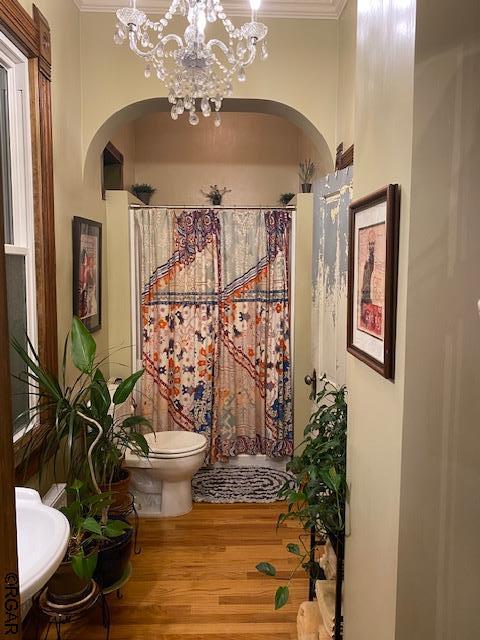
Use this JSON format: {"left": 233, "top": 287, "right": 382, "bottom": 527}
{"left": 145, "top": 431, "right": 207, "bottom": 455}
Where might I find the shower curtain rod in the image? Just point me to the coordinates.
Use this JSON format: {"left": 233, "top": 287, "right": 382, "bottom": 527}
{"left": 129, "top": 205, "right": 295, "bottom": 211}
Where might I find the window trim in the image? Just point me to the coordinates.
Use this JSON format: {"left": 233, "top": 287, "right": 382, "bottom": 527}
{"left": 1, "top": 31, "right": 38, "bottom": 443}
{"left": 0, "top": 0, "right": 57, "bottom": 630}
{"left": 0, "top": 1, "right": 57, "bottom": 475}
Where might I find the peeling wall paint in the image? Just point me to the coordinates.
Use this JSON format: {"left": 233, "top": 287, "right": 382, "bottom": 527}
{"left": 312, "top": 167, "right": 353, "bottom": 386}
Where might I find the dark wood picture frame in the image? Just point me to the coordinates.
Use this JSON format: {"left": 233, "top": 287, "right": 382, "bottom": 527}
{"left": 72, "top": 217, "right": 102, "bottom": 333}
{"left": 347, "top": 184, "right": 400, "bottom": 380}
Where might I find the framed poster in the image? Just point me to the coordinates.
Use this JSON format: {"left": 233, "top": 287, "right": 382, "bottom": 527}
{"left": 72, "top": 217, "right": 102, "bottom": 332}
{"left": 347, "top": 185, "right": 400, "bottom": 380}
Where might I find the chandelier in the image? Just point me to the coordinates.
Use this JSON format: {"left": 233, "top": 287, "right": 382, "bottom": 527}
{"left": 114, "top": 0, "right": 269, "bottom": 126}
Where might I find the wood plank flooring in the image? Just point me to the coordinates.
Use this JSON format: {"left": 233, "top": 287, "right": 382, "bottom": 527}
{"left": 25, "top": 503, "right": 308, "bottom": 639}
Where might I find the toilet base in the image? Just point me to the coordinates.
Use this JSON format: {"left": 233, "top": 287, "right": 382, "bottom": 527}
{"left": 131, "top": 479, "right": 194, "bottom": 518}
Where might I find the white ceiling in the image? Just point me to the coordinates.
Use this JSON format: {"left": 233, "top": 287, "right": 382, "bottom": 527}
{"left": 74, "top": 0, "right": 348, "bottom": 20}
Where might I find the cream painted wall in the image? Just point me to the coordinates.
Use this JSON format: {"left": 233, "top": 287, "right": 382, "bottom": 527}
{"left": 343, "top": 0, "right": 416, "bottom": 638}
{"left": 337, "top": 0, "right": 357, "bottom": 149}
{"left": 16, "top": 0, "right": 109, "bottom": 362}
{"left": 345, "top": 1, "right": 480, "bottom": 639}
{"left": 293, "top": 194, "right": 314, "bottom": 449}
{"left": 396, "top": 1, "right": 480, "bottom": 638}
{"left": 79, "top": 12, "right": 339, "bottom": 165}
{"left": 118, "top": 112, "right": 319, "bottom": 206}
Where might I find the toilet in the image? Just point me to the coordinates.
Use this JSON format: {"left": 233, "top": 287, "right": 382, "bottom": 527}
{"left": 125, "top": 431, "right": 208, "bottom": 518}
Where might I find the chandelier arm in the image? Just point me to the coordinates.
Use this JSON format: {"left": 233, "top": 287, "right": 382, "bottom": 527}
{"left": 115, "top": 0, "right": 268, "bottom": 126}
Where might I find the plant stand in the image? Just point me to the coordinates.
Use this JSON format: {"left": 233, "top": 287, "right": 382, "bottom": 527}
{"left": 102, "top": 563, "right": 132, "bottom": 601}
{"left": 109, "top": 491, "right": 142, "bottom": 555}
{"left": 32, "top": 581, "right": 110, "bottom": 640}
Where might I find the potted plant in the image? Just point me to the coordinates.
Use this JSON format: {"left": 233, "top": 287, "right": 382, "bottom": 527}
{"left": 13, "top": 317, "right": 150, "bottom": 596}
{"left": 131, "top": 183, "right": 156, "bottom": 205}
{"left": 13, "top": 316, "right": 150, "bottom": 497}
{"left": 48, "top": 480, "right": 131, "bottom": 603}
{"left": 298, "top": 159, "right": 317, "bottom": 193}
{"left": 256, "top": 377, "right": 347, "bottom": 609}
{"left": 201, "top": 184, "right": 231, "bottom": 206}
{"left": 279, "top": 192, "right": 295, "bottom": 206}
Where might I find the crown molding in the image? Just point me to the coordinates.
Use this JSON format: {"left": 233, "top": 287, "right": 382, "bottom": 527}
{"left": 74, "top": 1, "right": 346, "bottom": 20}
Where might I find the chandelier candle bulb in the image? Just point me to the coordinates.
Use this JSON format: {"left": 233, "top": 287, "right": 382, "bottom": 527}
{"left": 114, "top": 0, "right": 268, "bottom": 126}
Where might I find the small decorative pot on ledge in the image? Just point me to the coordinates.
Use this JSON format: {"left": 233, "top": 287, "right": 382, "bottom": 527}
{"left": 201, "top": 184, "right": 232, "bottom": 207}
{"left": 131, "top": 183, "right": 156, "bottom": 205}
{"left": 298, "top": 159, "right": 316, "bottom": 195}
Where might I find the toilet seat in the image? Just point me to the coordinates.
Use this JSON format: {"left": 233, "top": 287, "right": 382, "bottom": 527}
{"left": 145, "top": 431, "right": 208, "bottom": 457}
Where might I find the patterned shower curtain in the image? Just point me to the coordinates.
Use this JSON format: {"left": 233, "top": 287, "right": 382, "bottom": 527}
{"left": 135, "top": 207, "right": 293, "bottom": 463}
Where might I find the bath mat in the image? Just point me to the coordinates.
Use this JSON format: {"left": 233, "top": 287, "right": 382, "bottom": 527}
{"left": 192, "top": 466, "right": 294, "bottom": 504}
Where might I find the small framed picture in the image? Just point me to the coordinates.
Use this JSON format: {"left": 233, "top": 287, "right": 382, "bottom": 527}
{"left": 72, "top": 217, "right": 102, "bottom": 332}
{"left": 347, "top": 185, "right": 400, "bottom": 380}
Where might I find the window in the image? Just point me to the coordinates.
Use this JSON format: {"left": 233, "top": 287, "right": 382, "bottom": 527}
{"left": 0, "top": 32, "right": 37, "bottom": 439}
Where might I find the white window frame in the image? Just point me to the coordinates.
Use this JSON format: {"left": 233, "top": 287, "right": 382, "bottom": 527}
{"left": 0, "top": 31, "right": 38, "bottom": 443}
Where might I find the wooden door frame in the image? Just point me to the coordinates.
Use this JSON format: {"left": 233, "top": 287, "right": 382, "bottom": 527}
{"left": 0, "top": 1, "right": 57, "bottom": 636}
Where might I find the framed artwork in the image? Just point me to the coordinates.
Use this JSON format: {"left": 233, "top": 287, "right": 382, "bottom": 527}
{"left": 72, "top": 217, "right": 102, "bottom": 332}
{"left": 347, "top": 185, "right": 400, "bottom": 380}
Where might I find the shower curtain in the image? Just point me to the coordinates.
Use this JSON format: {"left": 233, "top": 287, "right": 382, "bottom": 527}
{"left": 135, "top": 207, "right": 293, "bottom": 463}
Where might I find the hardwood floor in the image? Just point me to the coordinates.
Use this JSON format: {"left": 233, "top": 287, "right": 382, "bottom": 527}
{"left": 26, "top": 503, "right": 308, "bottom": 639}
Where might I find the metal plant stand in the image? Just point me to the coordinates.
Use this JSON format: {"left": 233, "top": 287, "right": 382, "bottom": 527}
{"left": 109, "top": 491, "right": 142, "bottom": 555}
{"left": 33, "top": 581, "right": 110, "bottom": 640}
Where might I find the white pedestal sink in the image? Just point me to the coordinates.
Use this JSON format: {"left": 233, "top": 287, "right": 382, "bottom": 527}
{"left": 15, "top": 488, "right": 69, "bottom": 603}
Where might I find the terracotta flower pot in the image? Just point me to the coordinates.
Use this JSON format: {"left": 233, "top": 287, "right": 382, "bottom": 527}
{"left": 100, "top": 468, "right": 131, "bottom": 511}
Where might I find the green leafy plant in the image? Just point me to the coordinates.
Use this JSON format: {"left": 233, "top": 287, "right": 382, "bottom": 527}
{"left": 256, "top": 377, "right": 347, "bottom": 608}
{"left": 61, "top": 480, "right": 131, "bottom": 580}
{"left": 298, "top": 159, "right": 317, "bottom": 184}
{"left": 279, "top": 192, "right": 295, "bottom": 206}
{"left": 131, "top": 183, "right": 156, "bottom": 205}
{"left": 13, "top": 316, "right": 150, "bottom": 499}
{"left": 201, "top": 184, "right": 231, "bottom": 206}
{"left": 131, "top": 183, "right": 156, "bottom": 197}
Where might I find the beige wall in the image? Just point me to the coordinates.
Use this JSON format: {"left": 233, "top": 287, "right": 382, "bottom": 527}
{"left": 344, "top": 0, "right": 416, "bottom": 638}
{"left": 16, "top": 0, "right": 109, "bottom": 363}
{"left": 79, "top": 12, "right": 339, "bottom": 166}
{"left": 396, "top": 1, "right": 480, "bottom": 638}
{"left": 293, "top": 194, "right": 314, "bottom": 449}
{"left": 337, "top": 0, "right": 357, "bottom": 149}
{"left": 345, "top": 1, "right": 480, "bottom": 639}
{"left": 114, "top": 112, "right": 321, "bottom": 207}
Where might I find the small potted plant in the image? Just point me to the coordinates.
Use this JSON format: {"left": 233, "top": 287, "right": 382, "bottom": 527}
{"left": 201, "top": 184, "right": 231, "bottom": 206}
{"left": 47, "top": 480, "right": 132, "bottom": 603}
{"left": 131, "top": 183, "right": 156, "bottom": 205}
{"left": 298, "top": 159, "right": 317, "bottom": 193}
{"left": 279, "top": 192, "right": 295, "bottom": 206}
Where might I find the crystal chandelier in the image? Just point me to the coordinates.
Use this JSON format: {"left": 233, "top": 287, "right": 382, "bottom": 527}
{"left": 114, "top": 0, "right": 269, "bottom": 126}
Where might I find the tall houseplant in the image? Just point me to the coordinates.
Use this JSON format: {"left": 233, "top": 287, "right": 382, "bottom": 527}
{"left": 256, "top": 377, "right": 347, "bottom": 609}
{"left": 13, "top": 316, "right": 150, "bottom": 501}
